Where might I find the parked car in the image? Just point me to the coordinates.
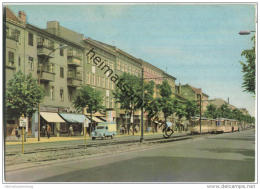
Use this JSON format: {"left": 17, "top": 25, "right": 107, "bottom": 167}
{"left": 91, "top": 122, "right": 117, "bottom": 140}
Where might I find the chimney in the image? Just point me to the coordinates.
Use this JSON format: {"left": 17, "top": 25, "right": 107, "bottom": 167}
{"left": 18, "top": 11, "right": 26, "bottom": 23}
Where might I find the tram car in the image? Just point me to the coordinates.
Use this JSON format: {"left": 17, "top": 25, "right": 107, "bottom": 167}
{"left": 189, "top": 117, "right": 240, "bottom": 134}
{"left": 190, "top": 117, "right": 216, "bottom": 134}
{"left": 216, "top": 118, "right": 239, "bottom": 133}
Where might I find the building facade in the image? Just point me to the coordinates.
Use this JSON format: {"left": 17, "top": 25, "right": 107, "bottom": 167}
{"left": 5, "top": 7, "right": 178, "bottom": 137}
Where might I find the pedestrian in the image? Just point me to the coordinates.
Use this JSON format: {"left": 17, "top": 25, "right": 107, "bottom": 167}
{"left": 47, "top": 124, "right": 51, "bottom": 139}
{"left": 42, "top": 124, "right": 46, "bottom": 137}
{"left": 15, "top": 126, "right": 20, "bottom": 139}
{"left": 69, "top": 125, "right": 73, "bottom": 136}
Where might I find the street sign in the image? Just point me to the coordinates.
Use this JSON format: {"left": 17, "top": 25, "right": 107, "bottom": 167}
{"left": 19, "top": 117, "right": 27, "bottom": 128}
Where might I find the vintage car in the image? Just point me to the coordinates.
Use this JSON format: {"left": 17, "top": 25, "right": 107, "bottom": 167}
{"left": 91, "top": 122, "right": 117, "bottom": 140}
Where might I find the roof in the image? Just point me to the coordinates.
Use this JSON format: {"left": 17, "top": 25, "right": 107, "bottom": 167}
{"left": 209, "top": 98, "right": 237, "bottom": 110}
{"left": 27, "top": 24, "right": 84, "bottom": 49}
{"left": 190, "top": 86, "right": 202, "bottom": 94}
{"left": 5, "top": 7, "right": 21, "bottom": 23}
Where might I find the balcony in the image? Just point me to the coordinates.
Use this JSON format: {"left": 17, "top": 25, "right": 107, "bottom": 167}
{"left": 67, "top": 50, "right": 82, "bottom": 60}
{"left": 37, "top": 64, "right": 55, "bottom": 82}
{"left": 67, "top": 71, "right": 82, "bottom": 87}
{"left": 6, "top": 34, "right": 19, "bottom": 42}
{"left": 37, "top": 43, "right": 55, "bottom": 57}
{"left": 67, "top": 57, "right": 82, "bottom": 67}
{"left": 6, "top": 62, "right": 16, "bottom": 70}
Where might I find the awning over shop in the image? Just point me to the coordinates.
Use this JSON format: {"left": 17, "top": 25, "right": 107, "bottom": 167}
{"left": 59, "top": 113, "right": 88, "bottom": 123}
{"left": 40, "top": 112, "right": 65, "bottom": 123}
{"left": 88, "top": 116, "right": 104, "bottom": 123}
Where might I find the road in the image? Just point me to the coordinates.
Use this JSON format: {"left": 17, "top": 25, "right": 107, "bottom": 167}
{"left": 5, "top": 129, "right": 255, "bottom": 182}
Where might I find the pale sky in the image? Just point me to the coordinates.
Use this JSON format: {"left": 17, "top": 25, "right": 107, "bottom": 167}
{"left": 7, "top": 4, "right": 256, "bottom": 116}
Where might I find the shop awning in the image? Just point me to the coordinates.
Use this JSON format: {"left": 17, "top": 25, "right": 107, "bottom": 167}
{"left": 88, "top": 116, "right": 104, "bottom": 123}
{"left": 40, "top": 112, "right": 65, "bottom": 123}
{"left": 59, "top": 113, "right": 88, "bottom": 123}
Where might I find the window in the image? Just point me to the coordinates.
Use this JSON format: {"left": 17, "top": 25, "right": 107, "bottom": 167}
{"left": 60, "top": 89, "right": 64, "bottom": 101}
{"left": 92, "top": 66, "right": 95, "bottom": 73}
{"left": 28, "top": 57, "right": 34, "bottom": 70}
{"left": 8, "top": 51, "right": 14, "bottom": 65}
{"left": 117, "top": 61, "right": 120, "bottom": 70}
{"left": 6, "top": 26, "right": 10, "bottom": 36}
{"left": 60, "top": 45, "right": 64, "bottom": 56}
{"left": 28, "top": 33, "right": 33, "bottom": 46}
{"left": 50, "top": 86, "right": 54, "bottom": 100}
{"left": 60, "top": 67, "right": 64, "bottom": 78}
{"left": 93, "top": 74, "right": 96, "bottom": 85}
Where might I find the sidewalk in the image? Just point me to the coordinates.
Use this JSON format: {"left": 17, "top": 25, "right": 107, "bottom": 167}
{"left": 5, "top": 131, "right": 165, "bottom": 146}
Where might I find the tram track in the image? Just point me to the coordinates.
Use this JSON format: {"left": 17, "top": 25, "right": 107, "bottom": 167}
{"left": 5, "top": 132, "right": 215, "bottom": 156}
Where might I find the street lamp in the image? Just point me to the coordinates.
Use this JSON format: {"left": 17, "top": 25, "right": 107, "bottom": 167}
{"left": 37, "top": 44, "right": 68, "bottom": 141}
{"left": 238, "top": 30, "right": 255, "bottom": 35}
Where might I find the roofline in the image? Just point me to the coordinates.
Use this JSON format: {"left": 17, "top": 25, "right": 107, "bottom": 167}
{"left": 27, "top": 24, "right": 84, "bottom": 49}
{"left": 84, "top": 38, "right": 116, "bottom": 56}
{"left": 115, "top": 48, "right": 142, "bottom": 66}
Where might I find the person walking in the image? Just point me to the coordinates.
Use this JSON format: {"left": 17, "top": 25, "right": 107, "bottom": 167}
{"left": 15, "top": 126, "right": 20, "bottom": 139}
{"left": 47, "top": 124, "right": 51, "bottom": 139}
{"left": 69, "top": 125, "right": 73, "bottom": 136}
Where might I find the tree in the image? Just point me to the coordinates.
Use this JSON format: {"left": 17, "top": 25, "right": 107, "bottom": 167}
{"left": 231, "top": 108, "right": 243, "bottom": 121}
{"left": 142, "top": 80, "right": 160, "bottom": 130}
{"left": 185, "top": 100, "right": 199, "bottom": 120}
{"left": 6, "top": 71, "right": 45, "bottom": 125}
{"left": 204, "top": 104, "right": 217, "bottom": 119}
{"left": 73, "top": 85, "right": 104, "bottom": 134}
{"left": 158, "top": 80, "right": 175, "bottom": 124}
{"left": 240, "top": 36, "right": 255, "bottom": 94}
{"left": 113, "top": 73, "right": 142, "bottom": 135}
{"left": 174, "top": 100, "right": 187, "bottom": 130}
{"left": 219, "top": 104, "right": 232, "bottom": 118}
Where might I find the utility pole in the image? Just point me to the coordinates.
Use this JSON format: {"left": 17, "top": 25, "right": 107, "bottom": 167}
{"left": 140, "top": 68, "right": 144, "bottom": 142}
{"left": 38, "top": 63, "right": 42, "bottom": 141}
{"left": 199, "top": 94, "right": 202, "bottom": 134}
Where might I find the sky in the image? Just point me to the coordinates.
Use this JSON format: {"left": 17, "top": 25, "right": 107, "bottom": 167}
{"left": 7, "top": 3, "right": 256, "bottom": 116}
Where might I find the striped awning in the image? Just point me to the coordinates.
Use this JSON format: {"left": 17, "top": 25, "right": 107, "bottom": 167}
{"left": 88, "top": 116, "right": 104, "bottom": 123}
{"left": 59, "top": 113, "right": 88, "bottom": 123}
{"left": 40, "top": 112, "right": 65, "bottom": 123}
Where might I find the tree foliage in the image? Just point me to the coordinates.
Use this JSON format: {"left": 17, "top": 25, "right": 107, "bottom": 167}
{"left": 203, "top": 103, "right": 255, "bottom": 124}
{"left": 6, "top": 71, "right": 45, "bottom": 119}
{"left": 184, "top": 100, "right": 199, "bottom": 120}
{"left": 204, "top": 104, "right": 217, "bottom": 119}
{"left": 143, "top": 81, "right": 161, "bottom": 127}
{"left": 240, "top": 36, "right": 255, "bottom": 94}
{"left": 73, "top": 85, "right": 104, "bottom": 123}
{"left": 158, "top": 80, "right": 175, "bottom": 123}
{"left": 113, "top": 73, "right": 142, "bottom": 134}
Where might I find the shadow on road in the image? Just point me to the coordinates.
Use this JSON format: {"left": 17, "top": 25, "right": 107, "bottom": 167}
{"left": 199, "top": 148, "right": 255, "bottom": 158}
{"left": 35, "top": 156, "right": 255, "bottom": 182}
{"left": 208, "top": 136, "right": 255, "bottom": 142}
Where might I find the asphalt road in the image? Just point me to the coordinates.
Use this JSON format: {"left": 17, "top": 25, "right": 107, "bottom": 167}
{"left": 5, "top": 129, "right": 255, "bottom": 182}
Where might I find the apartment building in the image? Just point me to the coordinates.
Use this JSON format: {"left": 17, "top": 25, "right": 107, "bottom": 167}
{"left": 176, "top": 84, "right": 209, "bottom": 113}
{"left": 4, "top": 7, "right": 177, "bottom": 137}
